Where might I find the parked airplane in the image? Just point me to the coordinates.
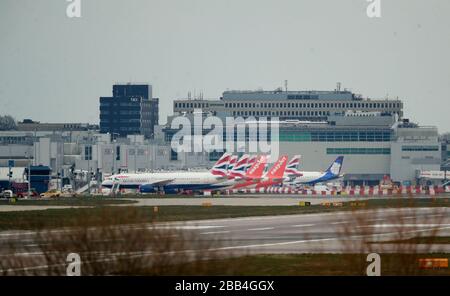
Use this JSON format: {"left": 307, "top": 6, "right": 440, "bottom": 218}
{"left": 101, "top": 153, "right": 232, "bottom": 194}
{"left": 290, "top": 156, "right": 345, "bottom": 185}
{"left": 101, "top": 153, "right": 301, "bottom": 194}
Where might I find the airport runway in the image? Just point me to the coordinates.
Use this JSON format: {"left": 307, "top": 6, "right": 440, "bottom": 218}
{"left": 1, "top": 207, "right": 449, "bottom": 256}
{"left": 158, "top": 206, "right": 450, "bottom": 254}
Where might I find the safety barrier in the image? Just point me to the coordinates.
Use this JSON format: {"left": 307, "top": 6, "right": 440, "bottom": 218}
{"left": 224, "top": 185, "right": 450, "bottom": 196}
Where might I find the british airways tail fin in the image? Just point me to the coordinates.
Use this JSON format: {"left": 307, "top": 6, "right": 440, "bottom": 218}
{"left": 227, "top": 155, "right": 238, "bottom": 172}
{"left": 285, "top": 155, "right": 301, "bottom": 176}
{"left": 210, "top": 153, "right": 231, "bottom": 176}
{"left": 245, "top": 155, "right": 257, "bottom": 171}
{"left": 228, "top": 154, "right": 249, "bottom": 178}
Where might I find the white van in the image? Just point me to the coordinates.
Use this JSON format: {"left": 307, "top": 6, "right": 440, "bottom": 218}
{"left": 62, "top": 184, "right": 73, "bottom": 192}
{"left": 1, "top": 190, "right": 13, "bottom": 199}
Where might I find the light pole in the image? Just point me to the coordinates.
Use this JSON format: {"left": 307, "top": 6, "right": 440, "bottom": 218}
{"left": 33, "top": 128, "right": 37, "bottom": 165}
{"left": 112, "top": 143, "right": 115, "bottom": 175}
{"left": 87, "top": 159, "right": 90, "bottom": 195}
{"left": 134, "top": 140, "right": 137, "bottom": 173}
{"left": 7, "top": 146, "right": 12, "bottom": 190}
{"left": 61, "top": 135, "right": 64, "bottom": 192}
{"left": 56, "top": 139, "right": 60, "bottom": 191}
{"left": 25, "top": 151, "right": 31, "bottom": 198}
{"left": 87, "top": 145, "right": 92, "bottom": 195}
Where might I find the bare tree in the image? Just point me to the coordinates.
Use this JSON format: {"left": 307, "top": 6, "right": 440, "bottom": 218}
{"left": 0, "top": 115, "right": 17, "bottom": 131}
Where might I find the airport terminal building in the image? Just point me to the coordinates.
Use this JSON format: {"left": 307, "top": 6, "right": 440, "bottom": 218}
{"left": 167, "top": 88, "right": 442, "bottom": 186}
{"left": 274, "top": 119, "right": 440, "bottom": 185}
{"left": 0, "top": 86, "right": 446, "bottom": 192}
{"left": 174, "top": 89, "right": 403, "bottom": 121}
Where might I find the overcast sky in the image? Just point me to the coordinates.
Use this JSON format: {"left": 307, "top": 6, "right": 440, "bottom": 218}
{"left": 0, "top": 0, "right": 449, "bottom": 132}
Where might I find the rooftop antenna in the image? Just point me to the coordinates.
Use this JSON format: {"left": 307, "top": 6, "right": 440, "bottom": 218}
{"left": 284, "top": 80, "right": 288, "bottom": 92}
{"left": 336, "top": 82, "right": 341, "bottom": 92}
{"left": 188, "top": 91, "right": 191, "bottom": 100}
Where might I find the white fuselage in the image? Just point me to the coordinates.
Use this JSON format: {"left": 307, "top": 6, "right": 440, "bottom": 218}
{"left": 289, "top": 171, "right": 327, "bottom": 184}
{"left": 102, "top": 171, "right": 233, "bottom": 190}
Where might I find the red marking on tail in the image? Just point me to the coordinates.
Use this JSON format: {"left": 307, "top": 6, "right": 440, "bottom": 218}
{"left": 245, "top": 155, "right": 267, "bottom": 179}
{"left": 266, "top": 155, "right": 289, "bottom": 179}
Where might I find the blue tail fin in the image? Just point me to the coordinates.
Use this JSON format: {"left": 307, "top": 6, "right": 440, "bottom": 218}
{"left": 325, "top": 156, "right": 344, "bottom": 176}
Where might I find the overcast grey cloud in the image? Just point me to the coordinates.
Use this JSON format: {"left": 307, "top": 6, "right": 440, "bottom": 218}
{"left": 0, "top": 0, "right": 449, "bottom": 132}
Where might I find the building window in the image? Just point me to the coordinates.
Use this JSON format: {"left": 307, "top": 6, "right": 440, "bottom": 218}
{"left": 84, "top": 146, "right": 93, "bottom": 160}
{"left": 209, "top": 150, "right": 224, "bottom": 161}
{"left": 116, "top": 146, "right": 121, "bottom": 161}
{"left": 277, "top": 130, "right": 391, "bottom": 142}
{"left": 327, "top": 148, "right": 391, "bottom": 155}
{"left": 170, "top": 149, "right": 178, "bottom": 161}
{"left": 401, "top": 146, "right": 439, "bottom": 152}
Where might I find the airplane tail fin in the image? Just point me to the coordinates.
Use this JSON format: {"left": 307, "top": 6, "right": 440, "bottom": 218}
{"left": 210, "top": 153, "right": 231, "bottom": 176}
{"left": 245, "top": 155, "right": 257, "bottom": 172}
{"left": 228, "top": 154, "right": 249, "bottom": 178}
{"left": 285, "top": 155, "right": 302, "bottom": 176}
{"left": 245, "top": 155, "right": 268, "bottom": 179}
{"left": 325, "top": 156, "right": 344, "bottom": 176}
{"left": 266, "top": 155, "right": 289, "bottom": 179}
{"left": 227, "top": 155, "right": 238, "bottom": 172}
